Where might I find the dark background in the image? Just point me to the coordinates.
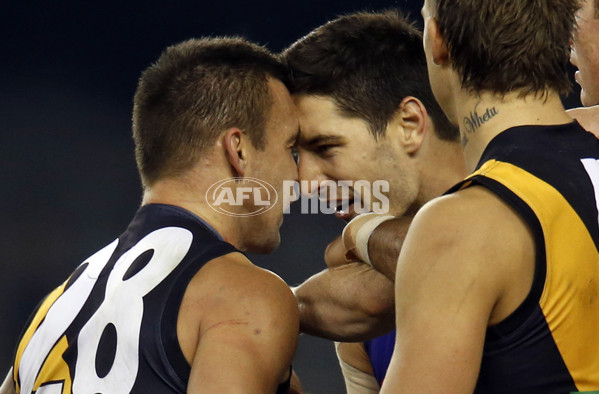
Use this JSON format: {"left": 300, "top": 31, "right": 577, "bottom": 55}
{"left": 0, "top": 1, "right": 582, "bottom": 393}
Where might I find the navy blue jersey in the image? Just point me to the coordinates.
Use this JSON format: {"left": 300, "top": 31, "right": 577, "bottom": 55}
{"left": 12, "top": 204, "right": 291, "bottom": 393}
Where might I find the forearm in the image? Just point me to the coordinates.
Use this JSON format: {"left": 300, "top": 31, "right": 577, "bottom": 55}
{"left": 294, "top": 264, "right": 394, "bottom": 341}
{"left": 366, "top": 216, "right": 412, "bottom": 281}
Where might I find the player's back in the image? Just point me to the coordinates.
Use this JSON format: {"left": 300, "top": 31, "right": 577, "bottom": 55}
{"left": 450, "top": 121, "right": 599, "bottom": 393}
{"left": 12, "top": 204, "right": 235, "bottom": 394}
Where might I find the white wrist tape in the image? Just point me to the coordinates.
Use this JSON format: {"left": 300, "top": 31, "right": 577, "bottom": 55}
{"left": 334, "top": 342, "right": 380, "bottom": 394}
{"left": 343, "top": 213, "right": 394, "bottom": 267}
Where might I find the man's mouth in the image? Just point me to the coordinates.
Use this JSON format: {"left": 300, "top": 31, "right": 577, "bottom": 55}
{"left": 334, "top": 201, "right": 356, "bottom": 222}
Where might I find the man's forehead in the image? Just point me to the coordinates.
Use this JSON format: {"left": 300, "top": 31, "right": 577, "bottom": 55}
{"left": 294, "top": 96, "right": 345, "bottom": 139}
{"left": 293, "top": 94, "right": 342, "bottom": 116}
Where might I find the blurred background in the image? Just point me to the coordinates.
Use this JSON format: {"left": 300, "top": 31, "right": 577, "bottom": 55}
{"left": 0, "top": 1, "right": 582, "bottom": 393}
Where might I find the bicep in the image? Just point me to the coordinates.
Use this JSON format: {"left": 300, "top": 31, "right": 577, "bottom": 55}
{"left": 383, "top": 197, "right": 504, "bottom": 393}
{"left": 189, "top": 320, "right": 290, "bottom": 393}
{"left": 389, "top": 252, "right": 490, "bottom": 392}
{"left": 187, "top": 260, "right": 299, "bottom": 393}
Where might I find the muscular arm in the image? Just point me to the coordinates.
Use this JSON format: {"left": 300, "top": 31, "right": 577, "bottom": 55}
{"left": 293, "top": 236, "right": 394, "bottom": 341}
{"left": 179, "top": 253, "right": 299, "bottom": 393}
{"left": 293, "top": 215, "right": 412, "bottom": 341}
{"left": 341, "top": 214, "right": 414, "bottom": 281}
{"left": 292, "top": 213, "right": 413, "bottom": 341}
{"left": 381, "top": 188, "right": 535, "bottom": 393}
{"left": 294, "top": 262, "right": 395, "bottom": 341}
{"left": 366, "top": 216, "right": 412, "bottom": 281}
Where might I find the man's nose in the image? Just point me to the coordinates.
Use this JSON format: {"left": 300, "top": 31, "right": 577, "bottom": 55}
{"left": 297, "top": 155, "right": 328, "bottom": 197}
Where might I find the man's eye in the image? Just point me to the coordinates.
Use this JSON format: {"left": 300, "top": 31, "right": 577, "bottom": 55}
{"left": 315, "top": 145, "right": 336, "bottom": 155}
{"left": 291, "top": 147, "right": 299, "bottom": 163}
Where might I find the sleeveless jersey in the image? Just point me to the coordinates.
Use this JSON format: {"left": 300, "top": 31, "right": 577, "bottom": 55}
{"left": 447, "top": 122, "right": 599, "bottom": 393}
{"left": 363, "top": 330, "right": 395, "bottom": 386}
{"left": 12, "top": 204, "right": 291, "bottom": 393}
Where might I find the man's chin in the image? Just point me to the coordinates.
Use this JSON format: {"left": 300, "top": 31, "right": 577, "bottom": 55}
{"left": 248, "top": 234, "right": 281, "bottom": 254}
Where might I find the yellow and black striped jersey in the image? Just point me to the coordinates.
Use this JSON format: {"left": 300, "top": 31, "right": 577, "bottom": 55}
{"left": 448, "top": 122, "right": 599, "bottom": 393}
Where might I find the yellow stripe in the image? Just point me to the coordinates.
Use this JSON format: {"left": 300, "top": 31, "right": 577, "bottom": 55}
{"left": 33, "top": 335, "right": 72, "bottom": 393}
{"left": 475, "top": 160, "right": 599, "bottom": 390}
{"left": 14, "top": 281, "right": 67, "bottom": 392}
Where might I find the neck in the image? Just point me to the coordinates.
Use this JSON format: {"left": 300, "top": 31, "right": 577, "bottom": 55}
{"left": 454, "top": 90, "right": 572, "bottom": 172}
{"left": 141, "top": 175, "right": 243, "bottom": 248}
{"left": 417, "top": 138, "right": 468, "bottom": 206}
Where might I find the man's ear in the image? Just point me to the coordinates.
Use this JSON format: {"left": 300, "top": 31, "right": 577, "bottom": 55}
{"left": 428, "top": 17, "right": 450, "bottom": 66}
{"left": 223, "top": 128, "right": 247, "bottom": 177}
{"left": 396, "top": 96, "right": 428, "bottom": 154}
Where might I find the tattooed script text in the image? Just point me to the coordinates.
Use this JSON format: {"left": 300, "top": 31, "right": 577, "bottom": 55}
{"left": 462, "top": 102, "right": 498, "bottom": 146}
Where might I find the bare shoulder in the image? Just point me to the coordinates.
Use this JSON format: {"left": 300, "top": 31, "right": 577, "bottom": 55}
{"left": 410, "top": 185, "right": 527, "bottom": 243}
{"left": 413, "top": 184, "right": 532, "bottom": 236}
{"left": 401, "top": 185, "right": 535, "bottom": 323}
{"left": 177, "top": 252, "right": 299, "bottom": 364}
{"left": 398, "top": 186, "right": 509, "bottom": 284}
{"left": 187, "top": 251, "right": 299, "bottom": 318}
{"left": 183, "top": 252, "right": 300, "bottom": 391}
{"left": 567, "top": 106, "right": 599, "bottom": 137}
{"left": 386, "top": 186, "right": 536, "bottom": 392}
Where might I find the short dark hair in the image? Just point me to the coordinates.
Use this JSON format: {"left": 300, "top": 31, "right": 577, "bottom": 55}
{"left": 133, "top": 37, "right": 287, "bottom": 186}
{"left": 281, "top": 10, "right": 458, "bottom": 142}
{"left": 431, "top": 0, "right": 580, "bottom": 96}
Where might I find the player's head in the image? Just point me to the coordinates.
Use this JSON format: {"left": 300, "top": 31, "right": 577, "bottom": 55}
{"left": 133, "top": 37, "right": 298, "bottom": 253}
{"left": 282, "top": 10, "right": 458, "bottom": 219}
{"left": 422, "top": 0, "right": 579, "bottom": 109}
{"left": 133, "top": 37, "right": 290, "bottom": 187}
{"left": 571, "top": 0, "right": 599, "bottom": 106}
